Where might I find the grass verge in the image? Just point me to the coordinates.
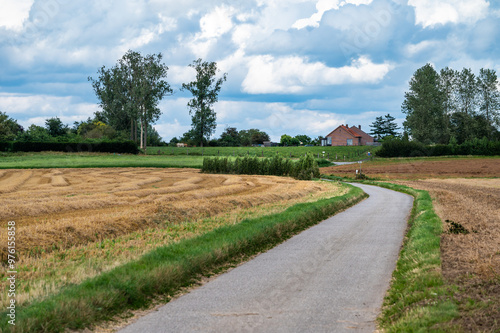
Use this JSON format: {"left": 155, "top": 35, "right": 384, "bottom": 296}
{"left": 323, "top": 174, "right": 460, "bottom": 330}
{"left": 371, "top": 182, "right": 460, "bottom": 332}
{"left": 0, "top": 183, "right": 366, "bottom": 333}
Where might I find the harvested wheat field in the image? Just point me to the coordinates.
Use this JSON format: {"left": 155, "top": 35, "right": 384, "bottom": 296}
{"left": 321, "top": 158, "right": 500, "bottom": 179}
{"left": 395, "top": 178, "right": 500, "bottom": 331}
{"left": 0, "top": 168, "right": 346, "bottom": 309}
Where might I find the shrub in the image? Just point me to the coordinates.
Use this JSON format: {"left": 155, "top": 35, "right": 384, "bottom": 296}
{"left": 0, "top": 141, "right": 13, "bottom": 152}
{"left": 202, "top": 153, "right": 320, "bottom": 180}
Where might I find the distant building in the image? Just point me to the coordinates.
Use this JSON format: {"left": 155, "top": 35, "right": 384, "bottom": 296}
{"left": 263, "top": 141, "right": 279, "bottom": 147}
{"left": 325, "top": 124, "right": 375, "bottom": 146}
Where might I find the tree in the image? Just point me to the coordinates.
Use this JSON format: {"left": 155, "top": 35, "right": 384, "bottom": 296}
{"left": 383, "top": 114, "right": 400, "bottom": 137}
{"left": 402, "top": 64, "right": 448, "bottom": 144}
{"left": 369, "top": 116, "right": 385, "bottom": 140}
{"left": 238, "top": 129, "right": 269, "bottom": 146}
{"left": 370, "top": 114, "right": 400, "bottom": 140}
{"left": 439, "top": 67, "right": 458, "bottom": 116}
{"left": 17, "top": 125, "right": 51, "bottom": 142}
{"left": 182, "top": 59, "right": 227, "bottom": 147}
{"left": 477, "top": 68, "right": 500, "bottom": 129}
{"left": 219, "top": 127, "right": 240, "bottom": 147}
{"left": 295, "top": 134, "right": 312, "bottom": 145}
{"left": 280, "top": 134, "right": 293, "bottom": 146}
{"left": 0, "top": 112, "right": 23, "bottom": 140}
{"left": 89, "top": 50, "right": 172, "bottom": 151}
{"left": 45, "top": 117, "right": 68, "bottom": 137}
{"left": 457, "top": 68, "right": 478, "bottom": 116}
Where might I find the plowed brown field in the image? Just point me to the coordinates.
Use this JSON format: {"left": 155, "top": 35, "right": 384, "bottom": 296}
{"left": 321, "top": 158, "right": 500, "bottom": 179}
{"left": 0, "top": 168, "right": 345, "bottom": 308}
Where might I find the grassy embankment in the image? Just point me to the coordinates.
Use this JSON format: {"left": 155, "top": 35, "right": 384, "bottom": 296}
{"left": 0, "top": 182, "right": 366, "bottom": 333}
{"left": 323, "top": 175, "right": 460, "bottom": 331}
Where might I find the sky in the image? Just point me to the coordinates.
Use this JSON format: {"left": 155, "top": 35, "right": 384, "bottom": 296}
{"left": 0, "top": 0, "right": 499, "bottom": 142}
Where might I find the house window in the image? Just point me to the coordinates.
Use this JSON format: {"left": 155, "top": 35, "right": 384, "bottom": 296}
{"left": 346, "top": 139, "right": 353, "bottom": 146}
{"left": 327, "top": 137, "right": 332, "bottom": 145}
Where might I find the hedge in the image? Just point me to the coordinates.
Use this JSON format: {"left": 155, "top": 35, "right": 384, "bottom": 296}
{"left": 376, "top": 138, "right": 500, "bottom": 158}
{"left": 202, "top": 153, "right": 321, "bottom": 180}
{"left": 0, "top": 141, "right": 139, "bottom": 154}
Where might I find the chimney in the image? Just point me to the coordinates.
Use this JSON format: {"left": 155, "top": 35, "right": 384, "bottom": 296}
{"left": 346, "top": 124, "right": 348, "bottom": 128}
{"left": 359, "top": 125, "right": 361, "bottom": 130}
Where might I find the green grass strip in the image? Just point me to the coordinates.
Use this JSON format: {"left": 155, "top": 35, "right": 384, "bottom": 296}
{"left": 367, "top": 182, "right": 459, "bottom": 332}
{"left": 1, "top": 184, "right": 366, "bottom": 333}
{"left": 0, "top": 153, "right": 203, "bottom": 169}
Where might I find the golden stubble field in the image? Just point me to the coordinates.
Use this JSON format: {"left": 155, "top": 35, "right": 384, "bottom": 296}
{"left": 0, "top": 168, "right": 345, "bottom": 308}
{"left": 393, "top": 178, "right": 500, "bottom": 330}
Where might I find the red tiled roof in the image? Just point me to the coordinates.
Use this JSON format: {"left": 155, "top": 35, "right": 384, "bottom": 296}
{"left": 340, "top": 125, "right": 362, "bottom": 137}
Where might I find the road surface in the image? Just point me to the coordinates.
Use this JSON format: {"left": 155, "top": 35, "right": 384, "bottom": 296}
{"left": 119, "top": 183, "right": 413, "bottom": 333}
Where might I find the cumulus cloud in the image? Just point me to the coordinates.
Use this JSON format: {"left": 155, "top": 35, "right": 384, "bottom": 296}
{"left": 408, "top": 0, "right": 489, "bottom": 28}
{"left": 292, "top": 0, "right": 374, "bottom": 29}
{"left": 242, "top": 56, "right": 393, "bottom": 94}
{"left": 0, "top": 0, "right": 34, "bottom": 31}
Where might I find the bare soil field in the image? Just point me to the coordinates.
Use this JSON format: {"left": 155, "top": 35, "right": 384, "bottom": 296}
{"left": 393, "top": 178, "right": 500, "bottom": 331}
{"left": 0, "top": 168, "right": 345, "bottom": 309}
{"left": 321, "top": 158, "right": 500, "bottom": 179}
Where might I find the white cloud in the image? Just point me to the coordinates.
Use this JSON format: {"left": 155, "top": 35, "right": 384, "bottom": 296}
{"left": 242, "top": 56, "right": 392, "bottom": 94}
{"left": 292, "top": 0, "right": 373, "bottom": 29}
{"left": 187, "top": 5, "right": 236, "bottom": 58}
{"left": 199, "top": 5, "right": 235, "bottom": 39}
{"left": 408, "top": 0, "right": 489, "bottom": 28}
{"left": 0, "top": 93, "right": 96, "bottom": 128}
{"left": 0, "top": 0, "right": 34, "bottom": 31}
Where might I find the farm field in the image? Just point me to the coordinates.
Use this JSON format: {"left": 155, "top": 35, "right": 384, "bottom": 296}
{"left": 0, "top": 168, "right": 346, "bottom": 310}
{"left": 150, "top": 145, "right": 376, "bottom": 160}
{"left": 0, "top": 152, "right": 204, "bottom": 169}
{"left": 321, "top": 156, "right": 500, "bottom": 179}
{"left": 393, "top": 178, "right": 500, "bottom": 331}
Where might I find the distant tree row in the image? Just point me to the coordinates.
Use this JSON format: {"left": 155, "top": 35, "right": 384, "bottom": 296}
{"left": 402, "top": 64, "right": 500, "bottom": 144}
{"left": 0, "top": 112, "right": 163, "bottom": 146}
{"left": 170, "top": 127, "right": 270, "bottom": 147}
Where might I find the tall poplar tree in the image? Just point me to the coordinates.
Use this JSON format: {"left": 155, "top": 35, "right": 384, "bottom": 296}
{"left": 182, "top": 59, "right": 227, "bottom": 147}
{"left": 402, "top": 64, "right": 448, "bottom": 144}
{"left": 477, "top": 68, "right": 500, "bottom": 127}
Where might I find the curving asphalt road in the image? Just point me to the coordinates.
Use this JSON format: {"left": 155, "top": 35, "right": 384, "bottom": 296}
{"left": 119, "top": 183, "right": 413, "bottom": 333}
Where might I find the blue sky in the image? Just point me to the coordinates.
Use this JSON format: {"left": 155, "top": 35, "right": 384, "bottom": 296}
{"left": 0, "top": 0, "right": 499, "bottom": 142}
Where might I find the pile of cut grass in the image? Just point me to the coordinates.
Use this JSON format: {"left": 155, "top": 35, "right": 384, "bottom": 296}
{"left": 0, "top": 184, "right": 366, "bottom": 333}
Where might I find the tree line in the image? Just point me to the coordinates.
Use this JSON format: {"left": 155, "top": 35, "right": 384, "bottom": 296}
{"left": 0, "top": 112, "right": 164, "bottom": 146}
{"left": 88, "top": 51, "right": 227, "bottom": 151}
{"left": 402, "top": 64, "right": 499, "bottom": 144}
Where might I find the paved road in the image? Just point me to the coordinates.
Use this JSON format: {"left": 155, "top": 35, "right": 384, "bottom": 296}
{"left": 120, "top": 183, "right": 413, "bottom": 333}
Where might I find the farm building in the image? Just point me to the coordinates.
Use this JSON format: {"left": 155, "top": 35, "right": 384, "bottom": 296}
{"left": 324, "top": 124, "right": 375, "bottom": 146}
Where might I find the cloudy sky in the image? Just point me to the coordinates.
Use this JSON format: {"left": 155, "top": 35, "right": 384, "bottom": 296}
{"left": 1, "top": 0, "right": 499, "bottom": 142}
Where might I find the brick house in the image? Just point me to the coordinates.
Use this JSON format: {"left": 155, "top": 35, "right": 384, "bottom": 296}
{"left": 324, "top": 124, "right": 375, "bottom": 146}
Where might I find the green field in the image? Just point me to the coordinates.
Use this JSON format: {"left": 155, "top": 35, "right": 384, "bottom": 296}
{"left": 0, "top": 152, "right": 204, "bottom": 169}
{"left": 0, "top": 146, "right": 377, "bottom": 169}
{"left": 149, "top": 145, "right": 377, "bottom": 160}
